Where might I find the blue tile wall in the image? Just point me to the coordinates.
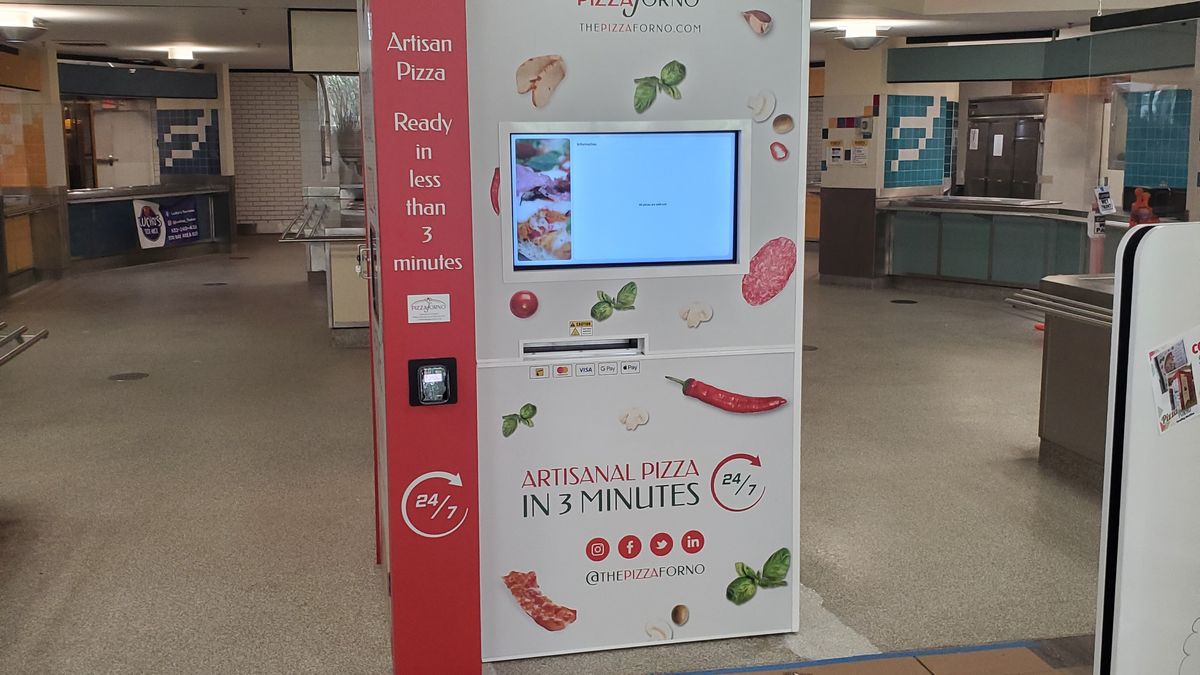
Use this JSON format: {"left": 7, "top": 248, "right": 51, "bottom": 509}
{"left": 884, "top": 95, "right": 950, "bottom": 188}
{"left": 943, "top": 101, "right": 959, "bottom": 180}
{"left": 1124, "top": 89, "right": 1190, "bottom": 189}
{"left": 156, "top": 109, "right": 221, "bottom": 176}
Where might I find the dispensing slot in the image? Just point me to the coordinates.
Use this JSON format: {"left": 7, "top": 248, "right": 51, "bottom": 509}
{"left": 522, "top": 337, "right": 644, "bottom": 360}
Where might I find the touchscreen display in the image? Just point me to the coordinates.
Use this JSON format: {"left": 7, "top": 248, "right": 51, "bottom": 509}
{"left": 510, "top": 131, "right": 738, "bottom": 269}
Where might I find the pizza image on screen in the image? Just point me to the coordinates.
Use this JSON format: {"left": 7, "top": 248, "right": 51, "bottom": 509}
{"left": 514, "top": 138, "right": 571, "bottom": 262}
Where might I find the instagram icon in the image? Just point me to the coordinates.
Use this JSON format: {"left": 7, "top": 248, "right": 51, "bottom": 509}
{"left": 586, "top": 537, "right": 610, "bottom": 562}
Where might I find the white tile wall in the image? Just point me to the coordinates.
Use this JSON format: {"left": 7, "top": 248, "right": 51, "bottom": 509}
{"left": 229, "top": 73, "right": 304, "bottom": 233}
{"left": 807, "top": 96, "right": 823, "bottom": 186}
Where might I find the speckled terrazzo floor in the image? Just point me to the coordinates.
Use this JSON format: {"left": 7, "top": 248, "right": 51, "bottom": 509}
{"left": 0, "top": 242, "right": 1101, "bottom": 674}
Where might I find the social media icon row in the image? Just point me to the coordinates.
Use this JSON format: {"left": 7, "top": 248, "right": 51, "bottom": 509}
{"left": 585, "top": 530, "right": 705, "bottom": 562}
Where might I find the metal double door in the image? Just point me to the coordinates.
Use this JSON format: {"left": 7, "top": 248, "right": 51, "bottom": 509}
{"left": 965, "top": 117, "right": 1042, "bottom": 199}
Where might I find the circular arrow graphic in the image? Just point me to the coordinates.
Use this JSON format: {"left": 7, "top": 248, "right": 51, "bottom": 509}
{"left": 710, "top": 453, "right": 766, "bottom": 513}
{"left": 401, "top": 471, "right": 470, "bottom": 538}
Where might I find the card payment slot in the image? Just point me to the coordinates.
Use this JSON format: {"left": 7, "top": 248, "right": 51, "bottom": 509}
{"left": 521, "top": 337, "right": 644, "bottom": 360}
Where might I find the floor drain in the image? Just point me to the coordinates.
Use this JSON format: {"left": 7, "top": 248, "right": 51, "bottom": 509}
{"left": 891, "top": 299, "right": 919, "bottom": 305}
{"left": 108, "top": 372, "right": 149, "bottom": 382}
{"left": 203, "top": 282, "right": 229, "bottom": 287}
{"left": 803, "top": 345, "right": 818, "bottom": 352}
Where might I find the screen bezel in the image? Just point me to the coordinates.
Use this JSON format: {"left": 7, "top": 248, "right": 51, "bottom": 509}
{"left": 498, "top": 120, "right": 752, "bottom": 283}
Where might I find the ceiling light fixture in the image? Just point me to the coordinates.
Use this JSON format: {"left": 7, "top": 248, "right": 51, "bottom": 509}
{"left": 166, "top": 46, "right": 199, "bottom": 68}
{"left": 837, "top": 24, "right": 888, "bottom": 50}
{"left": 0, "top": 9, "right": 48, "bottom": 43}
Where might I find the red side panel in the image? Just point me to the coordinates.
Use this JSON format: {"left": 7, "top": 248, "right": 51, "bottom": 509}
{"left": 367, "top": 2, "right": 481, "bottom": 671}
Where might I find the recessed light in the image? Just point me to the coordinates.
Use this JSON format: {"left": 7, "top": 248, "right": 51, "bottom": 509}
{"left": 166, "top": 46, "right": 199, "bottom": 68}
{"left": 0, "top": 9, "right": 47, "bottom": 43}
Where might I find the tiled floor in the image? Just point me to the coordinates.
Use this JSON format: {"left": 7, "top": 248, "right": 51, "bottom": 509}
{"left": 0, "top": 242, "right": 1102, "bottom": 673}
{"left": 678, "top": 636, "right": 1095, "bottom": 675}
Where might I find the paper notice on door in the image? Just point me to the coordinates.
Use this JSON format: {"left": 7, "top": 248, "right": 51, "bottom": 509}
{"left": 851, "top": 140, "right": 869, "bottom": 166}
{"left": 969, "top": 128, "right": 980, "bottom": 151}
{"left": 992, "top": 134, "right": 1005, "bottom": 157}
{"left": 827, "top": 140, "right": 844, "bottom": 165}
{"left": 1148, "top": 326, "right": 1200, "bottom": 433}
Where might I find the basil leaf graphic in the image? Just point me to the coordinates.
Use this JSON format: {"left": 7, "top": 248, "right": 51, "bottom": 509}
{"left": 501, "top": 415, "right": 519, "bottom": 438}
{"left": 634, "top": 80, "right": 657, "bottom": 114}
{"left": 735, "top": 563, "right": 760, "bottom": 583}
{"left": 726, "top": 576, "right": 757, "bottom": 605}
{"left": 660, "top": 60, "right": 686, "bottom": 86}
{"left": 615, "top": 282, "right": 638, "bottom": 309}
{"left": 520, "top": 403, "right": 538, "bottom": 420}
{"left": 591, "top": 301, "right": 614, "bottom": 322}
{"left": 761, "top": 547, "right": 791, "bottom": 583}
{"left": 519, "top": 417, "right": 534, "bottom": 428}
{"left": 660, "top": 83, "right": 682, "bottom": 100}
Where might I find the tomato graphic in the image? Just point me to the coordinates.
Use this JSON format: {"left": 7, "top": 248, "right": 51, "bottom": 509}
{"left": 510, "top": 290, "right": 539, "bottom": 319}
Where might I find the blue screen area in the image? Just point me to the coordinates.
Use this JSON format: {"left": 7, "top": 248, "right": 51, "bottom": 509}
{"left": 510, "top": 131, "right": 738, "bottom": 269}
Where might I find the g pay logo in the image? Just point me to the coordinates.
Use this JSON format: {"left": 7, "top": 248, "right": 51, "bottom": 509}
{"left": 586, "top": 537, "right": 610, "bottom": 562}
{"left": 618, "top": 534, "right": 642, "bottom": 559}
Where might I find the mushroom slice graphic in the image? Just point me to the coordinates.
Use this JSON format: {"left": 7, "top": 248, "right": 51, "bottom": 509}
{"left": 516, "top": 55, "right": 566, "bottom": 108}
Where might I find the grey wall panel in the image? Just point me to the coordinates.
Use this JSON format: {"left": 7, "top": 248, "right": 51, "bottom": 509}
{"left": 888, "top": 21, "right": 1196, "bottom": 83}
{"left": 59, "top": 64, "right": 218, "bottom": 99}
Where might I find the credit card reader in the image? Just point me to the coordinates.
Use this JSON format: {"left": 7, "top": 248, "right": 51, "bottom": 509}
{"left": 408, "top": 358, "right": 457, "bottom": 406}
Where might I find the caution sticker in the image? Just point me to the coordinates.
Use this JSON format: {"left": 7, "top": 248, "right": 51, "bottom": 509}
{"left": 569, "top": 320, "right": 594, "bottom": 337}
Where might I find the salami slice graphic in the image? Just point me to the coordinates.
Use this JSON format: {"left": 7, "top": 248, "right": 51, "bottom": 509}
{"left": 503, "top": 571, "right": 577, "bottom": 632}
{"left": 742, "top": 237, "right": 797, "bottom": 306}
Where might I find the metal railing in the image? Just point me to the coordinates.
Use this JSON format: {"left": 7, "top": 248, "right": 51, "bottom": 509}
{"left": 278, "top": 201, "right": 331, "bottom": 242}
{"left": 1005, "top": 289, "right": 1113, "bottom": 328}
{"left": 0, "top": 321, "right": 49, "bottom": 368}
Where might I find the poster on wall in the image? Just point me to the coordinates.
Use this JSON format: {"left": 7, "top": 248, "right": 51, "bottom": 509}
{"left": 132, "top": 197, "right": 201, "bottom": 249}
{"left": 1148, "top": 326, "right": 1200, "bottom": 433}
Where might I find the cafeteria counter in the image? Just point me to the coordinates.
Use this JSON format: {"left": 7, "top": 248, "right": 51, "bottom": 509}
{"left": 66, "top": 179, "right": 234, "bottom": 268}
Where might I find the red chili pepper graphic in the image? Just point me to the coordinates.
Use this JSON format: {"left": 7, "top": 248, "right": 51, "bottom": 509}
{"left": 666, "top": 376, "right": 788, "bottom": 414}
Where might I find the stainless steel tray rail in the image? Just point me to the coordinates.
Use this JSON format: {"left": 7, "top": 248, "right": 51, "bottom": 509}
{"left": 0, "top": 321, "right": 49, "bottom": 368}
{"left": 279, "top": 201, "right": 329, "bottom": 242}
{"left": 1005, "top": 289, "right": 1113, "bottom": 328}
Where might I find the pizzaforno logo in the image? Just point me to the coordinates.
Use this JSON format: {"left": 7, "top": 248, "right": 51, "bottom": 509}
{"left": 578, "top": 0, "right": 700, "bottom": 18}
{"left": 410, "top": 297, "right": 447, "bottom": 314}
{"left": 136, "top": 204, "right": 165, "bottom": 242}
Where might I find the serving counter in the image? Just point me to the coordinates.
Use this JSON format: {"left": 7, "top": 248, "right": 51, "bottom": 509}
{"left": 878, "top": 196, "right": 1104, "bottom": 288}
{"left": 66, "top": 179, "right": 234, "bottom": 267}
{"left": 1, "top": 188, "right": 68, "bottom": 297}
{"left": 279, "top": 186, "right": 368, "bottom": 344}
{"left": 1009, "top": 274, "right": 1115, "bottom": 487}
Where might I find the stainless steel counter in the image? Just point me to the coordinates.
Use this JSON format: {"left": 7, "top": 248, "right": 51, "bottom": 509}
{"left": 878, "top": 195, "right": 1089, "bottom": 223}
{"left": 67, "top": 182, "right": 231, "bottom": 205}
{"left": 1028, "top": 273, "right": 1116, "bottom": 487}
